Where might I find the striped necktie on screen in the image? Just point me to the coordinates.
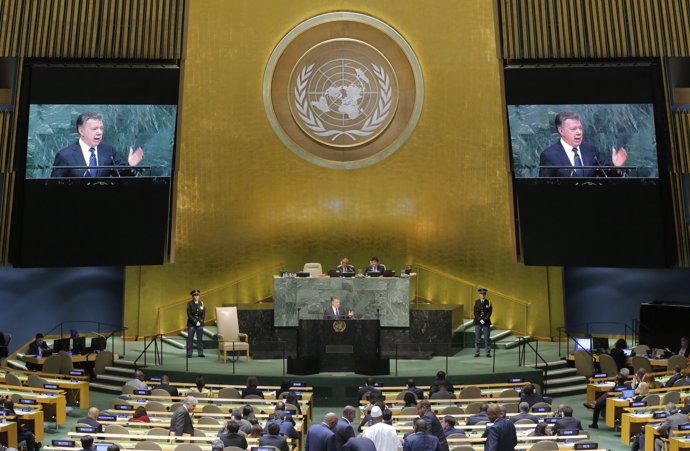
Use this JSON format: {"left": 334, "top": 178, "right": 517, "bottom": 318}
{"left": 572, "top": 147, "right": 583, "bottom": 177}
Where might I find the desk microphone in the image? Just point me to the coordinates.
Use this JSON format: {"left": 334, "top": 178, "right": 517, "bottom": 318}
{"left": 297, "top": 308, "right": 301, "bottom": 320}
{"left": 376, "top": 309, "right": 380, "bottom": 319}
{"left": 111, "top": 155, "right": 121, "bottom": 177}
{"left": 593, "top": 153, "right": 608, "bottom": 178}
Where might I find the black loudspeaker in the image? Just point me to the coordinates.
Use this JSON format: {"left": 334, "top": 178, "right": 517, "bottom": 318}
{"left": 287, "top": 358, "right": 319, "bottom": 375}
{"left": 355, "top": 358, "right": 390, "bottom": 375}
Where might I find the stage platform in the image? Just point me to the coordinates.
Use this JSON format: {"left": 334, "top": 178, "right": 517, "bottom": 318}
{"left": 110, "top": 337, "right": 559, "bottom": 407}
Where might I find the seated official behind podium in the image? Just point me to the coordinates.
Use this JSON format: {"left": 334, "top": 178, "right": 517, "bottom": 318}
{"left": 337, "top": 258, "right": 355, "bottom": 274}
{"left": 51, "top": 111, "right": 144, "bottom": 178}
{"left": 323, "top": 296, "right": 354, "bottom": 320}
{"left": 365, "top": 257, "right": 385, "bottom": 276}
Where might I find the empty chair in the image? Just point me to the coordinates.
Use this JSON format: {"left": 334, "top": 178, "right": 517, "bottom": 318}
{"left": 530, "top": 441, "right": 559, "bottom": 451}
{"left": 202, "top": 404, "right": 223, "bottom": 413}
{"left": 57, "top": 350, "right": 74, "bottom": 374}
{"left": 215, "top": 307, "right": 250, "bottom": 363}
{"left": 396, "top": 390, "right": 417, "bottom": 400}
{"left": 445, "top": 433, "right": 467, "bottom": 440}
{"left": 186, "top": 391, "right": 203, "bottom": 398}
{"left": 598, "top": 354, "right": 619, "bottom": 377}
{"left": 193, "top": 429, "right": 207, "bottom": 437}
{"left": 145, "top": 401, "right": 167, "bottom": 412}
{"left": 284, "top": 403, "right": 299, "bottom": 412}
{"left": 148, "top": 427, "right": 170, "bottom": 436}
{"left": 94, "top": 350, "right": 114, "bottom": 376}
{"left": 502, "top": 403, "right": 518, "bottom": 413}
{"left": 104, "top": 424, "right": 129, "bottom": 434}
{"left": 10, "top": 393, "right": 23, "bottom": 403}
{"left": 174, "top": 445, "right": 203, "bottom": 451}
{"left": 441, "top": 406, "right": 464, "bottom": 415}
{"left": 169, "top": 402, "right": 182, "bottom": 412}
{"left": 464, "top": 402, "right": 482, "bottom": 415}
{"left": 661, "top": 391, "right": 680, "bottom": 405}
{"left": 498, "top": 389, "right": 519, "bottom": 398}
{"left": 667, "top": 355, "right": 689, "bottom": 371}
{"left": 643, "top": 394, "right": 660, "bottom": 406}
{"left": 459, "top": 386, "right": 481, "bottom": 399}
{"left": 449, "top": 447, "right": 474, "bottom": 451}
{"left": 218, "top": 387, "right": 241, "bottom": 399}
{"left": 41, "top": 354, "right": 62, "bottom": 374}
{"left": 151, "top": 388, "right": 171, "bottom": 398}
{"left": 121, "top": 384, "right": 135, "bottom": 395}
{"left": 632, "top": 356, "right": 653, "bottom": 374}
{"left": 400, "top": 406, "right": 418, "bottom": 415}
{"left": 515, "top": 418, "right": 536, "bottom": 425}
{"left": 633, "top": 344, "right": 650, "bottom": 356}
{"left": 573, "top": 349, "right": 595, "bottom": 377}
{"left": 198, "top": 417, "right": 220, "bottom": 425}
{"left": 4, "top": 373, "right": 22, "bottom": 387}
{"left": 223, "top": 447, "right": 245, "bottom": 451}
{"left": 244, "top": 394, "right": 262, "bottom": 399}
{"left": 134, "top": 442, "right": 162, "bottom": 450}
{"left": 27, "top": 374, "right": 48, "bottom": 388}
{"left": 303, "top": 263, "right": 323, "bottom": 277}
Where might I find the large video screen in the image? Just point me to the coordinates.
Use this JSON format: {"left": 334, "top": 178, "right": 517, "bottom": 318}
{"left": 27, "top": 104, "right": 176, "bottom": 179}
{"left": 10, "top": 62, "right": 180, "bottom": 267}
{"left": 508, "top": 103, "right": 658, "bottom": 178}
{"left": 503, "top": 60, "right": 675, "bottom": 268}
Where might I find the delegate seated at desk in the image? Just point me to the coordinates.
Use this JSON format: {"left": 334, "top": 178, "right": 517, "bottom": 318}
{"left": 323, "top": 296, "right": 354, "bottom": 320}
{"left": 337, "top": 258, "right": 355, "bottom": 274}
{"left": 365, "top": 257, "right": 385, "bottom": 276}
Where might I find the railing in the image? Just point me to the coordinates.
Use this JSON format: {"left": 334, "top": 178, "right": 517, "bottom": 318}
{"left": 413, "top": 263, "right": 532, "bottom": 335}
{"left": 517, "top": 338, "right": 551, "bottom": 395}
{"left": 155, "top": 263, "right": 284, "bottom": 334}
{"left": 557, "top": 321, "right": 638, "bottom": 356}
{"left": 133, "top": 334, "right": 164, "bottom": 369}
{"left": 44, "top": 320, "right": 127, "bottom": 357}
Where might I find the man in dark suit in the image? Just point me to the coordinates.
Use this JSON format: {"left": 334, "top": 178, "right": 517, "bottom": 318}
{"left": 154, "top": 375, "right": 179, "bottom": 396}
{"left": 343, "top": 437, "right": 377, "bottom": 451}
{"left": 260, "top": 422, "right": 289, "bottom": 451}
{"left": 264, "top": 409, "right": 301, "bottom": 439}
{"left": 364, "top": 257, "right": 385, "bottom": 276}
{"left": 169, "top": 396, "right": 196, "bottom": 437}
{"left": 220, "top": 420, "right": 248, "bottom": 449}
{"left": 509, "top": 402, "right": 539, "bottom": 424}
{"left": 337, "top": 258, "right": 355, "bottom": 274}
{"left": 404, "top": 419, "right": 440, "bottom": 451}
{"left": 676, "top": 336, "right": 690, "bottom": 358}
{"left": 473, "top": 288, "right": 492, "bottom": 357}
{"left": 484, "top": 405, "right": 517, "bottom": 451}
{"left": 466, "top": 403, "right": 490, "bottom": 425}
{"left": 51, "top": 111, "right": 144, "bottom": 178}
{"left": 666, "top": 366, "right": 684, "bottom": 388}
{"left": 323, "top": 296, "right": 353, "bottom": 320}
{"left": 306, "top": 412, "right": 338, "bottom": 451}
{"left": 76, "top": 407, "right": 103, "bottom": 432}
{"left": 405, "top": 379, "right": 425, "bottom": 400}
{"left": 539, "top": 111, "right": 627, "bottom": 177}
{"left": 186, "top": 289, "right": 205, "bottom": 358}
{"left": 430, "top": 382, "right": 454, "bottom": 400}
{"left": 79, "top": 435, "right": 94, "bottom": 451}
{"left": 553, "top": 405, "right": 583, "bottom": 432}
{"left": 428, "top": 371, "right": 454, "bottom": 397}
{"left": 334, "top": 406, "right": 356, "bottom": 451}
{"left": 441, "top": 416, "right": 465, "bottom": 436}
{"left": 417, "top": 400, "right": 448, "bottom": 451}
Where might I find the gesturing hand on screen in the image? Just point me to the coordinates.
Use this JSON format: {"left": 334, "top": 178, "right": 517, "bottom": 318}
{"left": 128, "top": 146, "right": 145, "bottom": 166}
{"left": 612, "top": 147, "right": 628, "bottom": 166}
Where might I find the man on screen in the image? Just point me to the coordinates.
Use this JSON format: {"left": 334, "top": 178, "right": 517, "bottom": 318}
{"left": 538, "top": 111, "right": 627, "bottom": 177}
{"left": 51, "top": 111, "right": 144, "bottom": 177}
{"left": 323, "top": 296, "right": 353, "bottom": 320}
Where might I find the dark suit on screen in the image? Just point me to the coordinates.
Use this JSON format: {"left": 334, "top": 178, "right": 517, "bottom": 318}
{"left": 169, "top": 405, "right": 194, "bottom": 436}
{"left": 323, "top": 306, "right": 348, "bottom": 320}
{"left": 539, "top": 141, "right": 603, "bottom": 177}
{"left": 51, "top": 142, "right": 126, "bottom": 178}
{"left": 484, "top": 417, "right": 517, "bottom": 451}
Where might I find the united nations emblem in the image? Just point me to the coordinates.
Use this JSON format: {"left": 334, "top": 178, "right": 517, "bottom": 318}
{"left": 333, "top": 320, "right": 347, "bottom": 333}
{"left": 264, "top": 12, "right": 423, "bottom": 169}
{"left": 289, "top": 40, "right": 398, "bottom": 147}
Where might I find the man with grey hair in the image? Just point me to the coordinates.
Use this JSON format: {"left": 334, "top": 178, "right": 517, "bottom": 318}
{"left": 51, "top": 111, "right": 145, "bottom": 178}
{"left": 169, "top": 396, "right": 197, "bottom": 436}
{"left": 510, "top": 402, "right": 539, "bottom": 424}
{"left": 539, "top": 111, "right": 628, "bottom": 177}
{"left": 655, "top": 403, "right": 689, "bottom": 451}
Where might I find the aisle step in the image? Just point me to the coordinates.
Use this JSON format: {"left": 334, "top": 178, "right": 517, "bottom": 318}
{"left": 544, "top": 375, "right": 586, "bottom": 386}
{"left": 490, "top": 330, "right": 512, "bottom": 342}
{"left": 161, "top": 336, "right": 185, "bottom": 349}
{"left": 96, "top": 373, "right": 129, "bottom": 384}
{"left": 530, "top": 359, "right": 568, "bottom": 369}
{"left": 105, "top": 365, "right": 134, "bottom": 375}
{"left": 90, "top": 382, "right": 122, "bottom": 393}
{"left": 545, "top": 367, "right": 577, "bottom": 377}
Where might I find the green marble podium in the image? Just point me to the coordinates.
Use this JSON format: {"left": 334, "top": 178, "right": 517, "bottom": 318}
{"left": 273, "top": 276, "right": 410, "bottom": 327}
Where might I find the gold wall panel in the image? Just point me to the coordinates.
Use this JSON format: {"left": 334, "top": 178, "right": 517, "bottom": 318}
{"left": 500, "top": 0, "right": 690, "bottom": 59}
{"left": 125, "top": 0, "right": 564, "bottom": 339}
{"left": 0, "top": 0, "right": 184, "bottom": 59}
